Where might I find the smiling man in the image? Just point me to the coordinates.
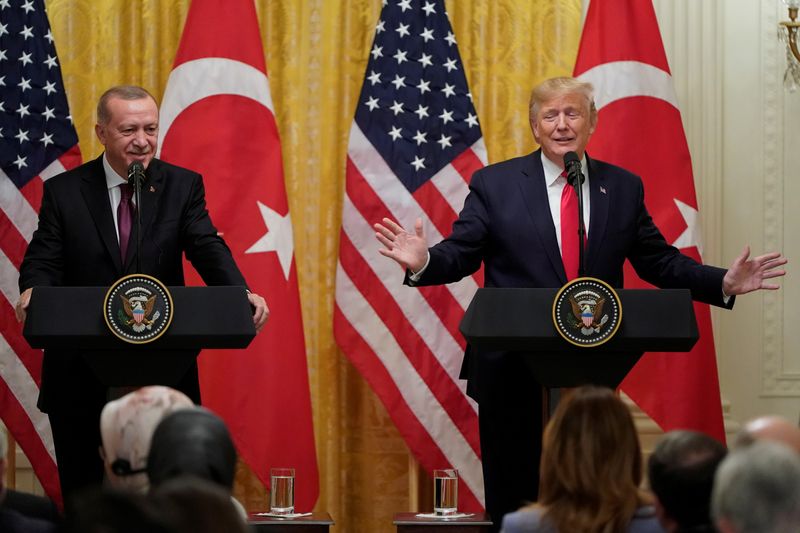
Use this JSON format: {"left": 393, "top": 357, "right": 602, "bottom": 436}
{"left": 16, "top": 85, "right": 268, "bottom": 502}
{"left": 374, "top": 76, "right": 786, "bottom": 530}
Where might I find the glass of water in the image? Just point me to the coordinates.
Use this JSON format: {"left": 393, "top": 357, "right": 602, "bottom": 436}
{"left": 270, "top": 467, "right": 295, "bottom": 515}
{"left": 433, "top": 468, "right": 458, "bottom": 515}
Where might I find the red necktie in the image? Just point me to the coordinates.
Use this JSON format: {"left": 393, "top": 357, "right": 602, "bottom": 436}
{"left": 118, "top": 184, "right": 134, "bottom": 264}
{"left": 560, "top": 173, "right": 579, "bottom": 280}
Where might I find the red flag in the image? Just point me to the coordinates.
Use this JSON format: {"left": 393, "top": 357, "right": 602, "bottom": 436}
{"left": 0, "top": 0, "right": 83, "bottom": 503}
{"left": 158, "top": 0, "right": 319, "bottom": 508}
{"left": 335, "top": 0, "right": 486, "bottom": 511}
{"left": 574, "top": 0, "right": 725, "bottom": 441}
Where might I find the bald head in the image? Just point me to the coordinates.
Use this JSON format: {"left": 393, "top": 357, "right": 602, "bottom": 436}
{"left": 735, "top": 416, "right": 800, "bottom": 453}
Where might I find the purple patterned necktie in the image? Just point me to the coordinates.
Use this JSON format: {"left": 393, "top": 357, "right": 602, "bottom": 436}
{"left": 118, "top": 183, "right": 133, "bottom": 263}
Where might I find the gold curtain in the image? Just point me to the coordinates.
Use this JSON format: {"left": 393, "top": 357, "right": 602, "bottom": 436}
{"left": 45, "top": 1, "right": 580, "bottom": 531}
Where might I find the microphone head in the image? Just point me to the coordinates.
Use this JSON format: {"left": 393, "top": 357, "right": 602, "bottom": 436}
{"left": 127, "top": 161, "right": 146, "bottom": 182}
{"left": 563, "top": 151, "right": 580, "bottom": 168}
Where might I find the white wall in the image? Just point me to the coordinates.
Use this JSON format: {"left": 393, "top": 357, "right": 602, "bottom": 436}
{"left": 651, "top": 0, "right": 800, "bottom": 429}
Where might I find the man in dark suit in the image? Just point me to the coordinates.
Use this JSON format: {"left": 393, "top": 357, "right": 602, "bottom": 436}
{"left": 375, "top": 77, "right": 786, "bottom": 529}
{"left": 14, "top": 85, "right": 269, "bottom": 501}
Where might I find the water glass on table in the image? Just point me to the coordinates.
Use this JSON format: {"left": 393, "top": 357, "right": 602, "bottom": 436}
{"left": 270, "top": 467, "right": 295, "bottom": 515}
{"left": 433, "top": 468, "right": 458, "bottom": 516}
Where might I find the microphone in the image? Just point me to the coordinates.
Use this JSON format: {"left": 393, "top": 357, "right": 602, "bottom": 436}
{"left": 126, "top": 161, "right": 146, "bottom": 273}
{"left": 563, "top": 151, "right": 583, "bottom": 185}
{"left": 127, "top": 161, "right": 146, "bottom": 185}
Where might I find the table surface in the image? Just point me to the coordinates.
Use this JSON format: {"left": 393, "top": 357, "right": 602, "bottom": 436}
{"left": 393, "top": 512, "right": 493, "bottom": 525}
{"left": 248, "top": 512, "right": 334, "bottom": 525}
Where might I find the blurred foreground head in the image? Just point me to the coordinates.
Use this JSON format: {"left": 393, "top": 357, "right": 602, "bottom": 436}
{"left": 99, "top": 386, "right": 193, "bottom": 492}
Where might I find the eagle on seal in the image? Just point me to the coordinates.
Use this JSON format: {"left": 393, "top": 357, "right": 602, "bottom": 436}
{"left": 122, "top": 295, "right": 156, "bottom": 326}
{"left": 569, "top": 295, "right": 605, "bottom": 329}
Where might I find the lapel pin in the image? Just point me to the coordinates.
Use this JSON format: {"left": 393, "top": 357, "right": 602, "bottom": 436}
{"left": 149, "top": 185, "right": 156, "bottom": 193}
{"left": 600, "top": 186, "right": 607, "bottom": 195}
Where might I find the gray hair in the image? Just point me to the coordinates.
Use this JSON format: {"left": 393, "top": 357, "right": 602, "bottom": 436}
{"left": 529, "top": 76, "right": 597, "bottom": 121}
{"left": 97, "top": 85, "right": 157, "bottom": 125}
{"left": 712, "top": 441, "right": 800, "bottom": 533}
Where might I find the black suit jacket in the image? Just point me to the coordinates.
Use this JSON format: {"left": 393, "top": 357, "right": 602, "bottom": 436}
{"left": 19, "top": 155, "right": 247, "bottom": 410}
{"left": 412, "top": 150, "right": 732, "bottom": 398}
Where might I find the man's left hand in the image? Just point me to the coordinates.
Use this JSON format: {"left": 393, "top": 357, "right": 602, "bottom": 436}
{"left": 723, "top": 245, "right": 787, "bottom": 296}
{"left": 248, "top": 292, "right": 269, "bottom": 332}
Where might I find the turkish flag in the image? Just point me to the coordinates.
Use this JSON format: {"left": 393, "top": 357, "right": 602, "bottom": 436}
{"left": 574, "top": 0, "right": 725, "bottom": 441}
{"left": 158, "top": 0, "right": 319, "bottom": 507}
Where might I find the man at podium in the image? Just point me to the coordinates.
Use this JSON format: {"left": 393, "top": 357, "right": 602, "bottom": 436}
{"left": 374, "top": 76, "right": 786, "bottom": 529}
{"left": 14, "top": 86, "right": 269, "bottom": 501}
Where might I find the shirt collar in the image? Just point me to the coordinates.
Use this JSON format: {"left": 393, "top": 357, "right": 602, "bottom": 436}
{"left": 540, "top": 151, "right": 588, "bottom": 187}
{"left": 103, "top": 153, "right": 128, "bottom": 190}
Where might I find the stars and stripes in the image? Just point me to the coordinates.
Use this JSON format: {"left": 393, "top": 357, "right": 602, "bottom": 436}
{"left": 335, "top": 0, "right": 487, "bottom": 511}
{"left": 0, "top": 0, "right": 82, "bottom": 503}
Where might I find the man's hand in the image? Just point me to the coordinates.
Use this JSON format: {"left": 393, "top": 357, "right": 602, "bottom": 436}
{"left": 15, "top": 288, "right": 32, "bottom": 324}
{"left": 248, "top": 292, "right": 269, "bottom": 333}
{"left": 722, "top": 245, "right": 787, "bottom": 296}
{"left": 374, "top": 217, "right": 428, "bottom": 273}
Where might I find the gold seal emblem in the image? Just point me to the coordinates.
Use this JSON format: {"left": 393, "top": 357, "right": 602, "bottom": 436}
{"left": 103, "top": 274, "right": 174, "bottom": 344}
{"left": 552, "top": 277, "right": 622, "bottom": 348}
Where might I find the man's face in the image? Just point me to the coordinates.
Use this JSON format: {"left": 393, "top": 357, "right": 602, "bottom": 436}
{"left": 95, "top": 96, "right": 159, "bottom": 178}
{"left": 530, "top": 92, "right": 597, "bottom": 166}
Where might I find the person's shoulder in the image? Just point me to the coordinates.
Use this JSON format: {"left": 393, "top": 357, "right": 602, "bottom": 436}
{"left": 43, "top": 156, "right": 101, "bottom": 190}
{"left": 501, "top": 507, "right": 551, "bottom": 533}
{"left": 588, "top": 154, "right": 641, "bottom": 184}
{"left": 148, "top": 158, "right": 201, "bottom": 180}
{"left": 627, "top": 505, "right": 666, "bottom": 533}
{"left": 480, "top": 152, "right": 536, "bottom": 175}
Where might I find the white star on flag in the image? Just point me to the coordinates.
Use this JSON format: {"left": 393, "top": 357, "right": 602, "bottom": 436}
{"left": 671, "top": 198, "right": 703, "bottom": 256}
{"left": 245, "top": 201, "right": 295, "bottom": 281}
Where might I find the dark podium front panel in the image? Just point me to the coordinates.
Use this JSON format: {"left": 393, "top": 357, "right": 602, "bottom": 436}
{"left": 23, "top": 286, "right": 255, "bottom": 386}
{"left": 460, "top": 288, "right": 699, "bottom": 389}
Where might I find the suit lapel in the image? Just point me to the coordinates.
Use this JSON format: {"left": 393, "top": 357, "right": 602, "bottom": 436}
{"left": 124, "top": 159, "right": 165, "bottom": 271}
{"left": 81, "top": 156, "right": 124, "bottom": 273}
{"left": 585, "top": 154, "right": 609, "bottom": 274}
{"left": 518, "top": 150, "right": 566, "bottom": 283}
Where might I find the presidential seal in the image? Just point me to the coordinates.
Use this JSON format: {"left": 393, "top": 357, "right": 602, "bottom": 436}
{"left": 103, "top": 274, "right": 173, "bottom": 344}
{"left": 552, "top": 277, "right": 622, "bottom": 347}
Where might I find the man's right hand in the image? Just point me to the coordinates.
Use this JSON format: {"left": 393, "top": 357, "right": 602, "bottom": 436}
{"left": 15, "top": 287, "right": 32, "bottom": 324}
{"left": 374, "top": 217, "right": 428, "bottom": 273}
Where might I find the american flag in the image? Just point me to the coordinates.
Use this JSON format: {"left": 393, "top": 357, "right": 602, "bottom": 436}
{"left": 335, "top": 0, "right": 487, "bottom": 510}
{"left": 0, "top": 0, "right": 81, "bottom": 502}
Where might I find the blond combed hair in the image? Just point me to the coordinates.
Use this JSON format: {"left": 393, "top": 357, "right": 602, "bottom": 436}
{"left": 534, "top": 386, "right": 650, "bottom": 533}
{"left": 529, "top": 77, "right": 597, "bottom": 121}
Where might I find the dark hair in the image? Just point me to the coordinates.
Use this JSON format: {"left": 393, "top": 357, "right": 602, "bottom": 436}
{"left": 151, "top": 477, "right": 248, "bottom": 533}
{"left": 65, "top": 488, "right": 173, "bottom": 533}
{"left": 648, "top": 430, "right": 727, "bottom": 530}
{"left": 147, "top": 408, "right": 237, "bottom": 490}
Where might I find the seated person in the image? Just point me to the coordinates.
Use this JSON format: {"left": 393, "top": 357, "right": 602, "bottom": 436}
{"left": 732, "top": 415, "right": 800, "bottom": 453}
{"left": 501, "top": 385, "right": 663, "bottom": 533}
{"left": 0, "top": 428, "right": 58, "bottom": 532}
{"left": 648, "top": 430, "right": 727, "bottom": 533}
{"left": 150, "top": 477, "right": 248, "bottom": 533}
{"left": 712, "top": 441, "right": 800, "bottom": 533}
{"left": 99, "top": 386, "right": 193, "bottom": 492}
{"left": 146, "top": 407, "right": 245, "bottom": 518}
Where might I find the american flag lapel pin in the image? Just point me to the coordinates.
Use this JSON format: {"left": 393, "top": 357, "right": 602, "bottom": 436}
{"left": 149, "top": 185, "right": 156, "bottom": 193}
{"left": 600, "top": 186, "right": 607, "bottom": 195}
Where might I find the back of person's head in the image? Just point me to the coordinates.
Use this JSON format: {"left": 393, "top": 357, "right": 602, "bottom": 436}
{"left": 538, "top": 385, "right": 646, "bottom": 532}
{"left": 150, "top": 476, "right": 248, "bottom": 533}
{"left": 65, "top": 487, "right": 174, "bottom": 533}
{"left": 99, "top": 386, "right": 193, "bottom": 492}
{"left": 648, "top": 430, "right": 727, "bottom": 532}
{"left": 146, "top": 407, "right": 237, "bottom": 491}
{"left": 712, "top": 441, "right": 800, "bottom": 533}
{"left": 733, "top": 415, "right": 800, "bottom": 453}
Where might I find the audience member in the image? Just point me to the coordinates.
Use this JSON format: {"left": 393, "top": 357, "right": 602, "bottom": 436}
{"left": 147, "top": 407, "right": 245, "bottom": 518}
{"left": 151, "top": 476, "right": 248, "bottom": 533}
{"left": 99, "top": 386, "right": 193, "bottom": 492}
{"left": 648, "top": 430, "right": 727, "bottom": 533}
{"left": 64, "top": 487, "right": 173, "bottom": 533}
{"left": 0, "top": 428, "right": 59, "bottom": 532}
{"left": 712, "top": 441, "right": 800, "bottom": 533}
{"left": 500, "top": 385, "right": 663, "bottom": 533}
{"left": 732, "top": 415, "right": 800, "bottom": 453}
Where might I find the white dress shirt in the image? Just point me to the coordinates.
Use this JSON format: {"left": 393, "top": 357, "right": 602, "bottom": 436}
{"left": 541, "top": 151, "right": 590, "bottom": 254}
{"left": 103, "top": 154, "right": 136, "bottom": 244}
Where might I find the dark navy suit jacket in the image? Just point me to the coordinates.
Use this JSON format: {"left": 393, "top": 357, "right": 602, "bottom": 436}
{"left": 412, "top": 149, "right": 731, "bottom": 399}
